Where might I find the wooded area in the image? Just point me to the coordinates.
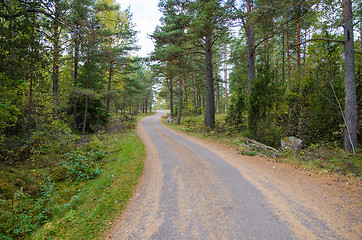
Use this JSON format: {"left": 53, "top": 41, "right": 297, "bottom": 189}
{"left": 151, "top": 0, "right": 361, "bottom": 152}
{"left": 0, "top": 1, "right": 154, "bottom": 238}
{"left": 0, "top": 0, "right": 155, "bottom": 158}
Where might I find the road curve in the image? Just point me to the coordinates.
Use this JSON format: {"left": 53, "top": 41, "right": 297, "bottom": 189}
{"left": 110, "top": 111, "right": 361, "bottom": 240}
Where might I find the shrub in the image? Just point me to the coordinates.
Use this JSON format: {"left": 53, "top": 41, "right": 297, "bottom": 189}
{"left": 60, "top": 151, "right": 102, "bottom": 181}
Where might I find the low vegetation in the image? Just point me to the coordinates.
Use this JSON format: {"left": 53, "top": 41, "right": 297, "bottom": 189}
{"left": 0, "top": 115, "right": 146, "bottom": 240}
{"left": 164, "top": 113, "right": 361, "bottom": 179}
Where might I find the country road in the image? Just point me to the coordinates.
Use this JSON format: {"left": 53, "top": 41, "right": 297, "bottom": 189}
{"left": 110, "top": 111, "right": 361, "bottom": 240}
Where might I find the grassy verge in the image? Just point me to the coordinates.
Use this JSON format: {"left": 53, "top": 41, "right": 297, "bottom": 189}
{"left": 31, "top": 129, "right": 144, "bottom": 239}
{"left": 0, "top": 113, "right": 149, "bottom": 240}
{"left": 164, "top": 113, "right": 361, "bottom": 178}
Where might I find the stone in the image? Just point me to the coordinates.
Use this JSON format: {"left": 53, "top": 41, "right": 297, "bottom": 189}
{"left": 281, "top": 136, "right": 303, "bottom": 151}
{"left": 165, "top": 117, "right": 174, "bottom": 123}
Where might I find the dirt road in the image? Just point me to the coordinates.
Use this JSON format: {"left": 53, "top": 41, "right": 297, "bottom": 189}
{"left": 110, "top": 111, "right": 361, "bottom": 239}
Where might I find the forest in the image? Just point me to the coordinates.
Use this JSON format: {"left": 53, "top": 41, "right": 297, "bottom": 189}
{"left": 151, "top": 0, "right": 361, "bottom": 153}
{"left": 0, "top": 0, "right": 152, "bottom": 238}
{"left": 0, "top": 0, "right": 360, "bottom": 239}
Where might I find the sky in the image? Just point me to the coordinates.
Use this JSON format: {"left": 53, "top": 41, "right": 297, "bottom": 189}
{"left": 117, "top": 0, "right": 163, "bottom": 58}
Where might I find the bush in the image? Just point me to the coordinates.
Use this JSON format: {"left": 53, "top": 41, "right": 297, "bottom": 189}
{"left": 0, "top": 176, "right": 58, "bottom": 239}
{"left": 60, "top": 151, "right": 103, "bottom": 181}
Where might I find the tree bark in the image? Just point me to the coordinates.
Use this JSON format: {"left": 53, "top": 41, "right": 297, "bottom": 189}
{"left": 245, "top": 0, "right": 255, "bottom": 97}
{"left": 145, "top": 98, "right": 148, "bottom": 114}
{"left": 204, "top": 32, "right": 215, "bottom": 129}
{"left": 193, "top": 71, "right": 197, "bottom": 116}
{"left": 52, "top": 0, "right": 60, "bottom": 119}
{"left": 72, "top": 35, "right": 79, "bottom": 130}
{"left": 246, "top": 24, "right": 255, "bottom": 96}
{"left": 177, "top": 78, "right": 182, "bottom": 124}
{"left": 106, "top": 62, "right": 112, "bottom": 113}
{"left": 170, "top": 78, "right": 174, "bottom": 118}
{"left": 28, "top": 13, "right": 36, "bottom": 137}
{"left": 296, "top": 20, "right": 301, "bottom": 69}
{"left": 286, "top": 25, "right": 291, "bottom": 82}
{"left": 223, "top": 49, "right": 228, "bottom": 112}
{"left": 282, "top": 32, "right": 285, "bottom": 81}
{"left": 343, "top": 0, "right": 358, "bottom": 152}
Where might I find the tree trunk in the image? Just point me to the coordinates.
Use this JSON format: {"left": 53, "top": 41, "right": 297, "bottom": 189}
{"left": 204, "top": 32, "right": 215, "bottom": 129}
{"left": 343, "top": 0, "right": 358, "bottom": 152}
{"left": 145, "top": 98, "right": 148, "bottom": 114}
{"left": 177, "top": 78, "right": 182, "bottom": 125}
{"left": 72, "top": 35, "right": 79, "bottom": 130}
{"left": 245, "top": 1, "right": 255, "bottom": 97}
{"left": 170, "top": 78, "right": 174, "bottom": 118}
{"left": 193, "top": 71, "right": 197, "bottom": 116}
{"left": 282, "top": 31, "right": 285, "bottom": 81}
{"left": 296, "top": 20, "right": 301, "bottom": 69}
{"left": 223, "top": 50, "right": 228, "bottom": 112}
{"left": 28, "top": 13, "right": 36, "bottom": 137}
{"left": 82, "top": 58, "right": 90, "bottom": 134}
{"left": 216, "top": 81, "right": 220, "bottom": 113}
{"left": 82, "top": 95, "right": 88, "bottom": 134}
{"left": 52, "top": 1, "right": 60, "bottom": 119}
{"left": 286, "top": 26, "right": 291, "bottom": 82}
{"left": 106, "top": 62, "right": 112, "bottom": 113}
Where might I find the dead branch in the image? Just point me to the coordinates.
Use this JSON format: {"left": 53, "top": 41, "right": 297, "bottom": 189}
{"left": 244, "top": 137, "right": 279, "bottom": 153}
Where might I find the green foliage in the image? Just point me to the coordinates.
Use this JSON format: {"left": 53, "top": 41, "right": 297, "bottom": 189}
{"left": 0, "top": 176, "right": 58, "bottom": 239}
{"left": 238, "top": 150, "right": 257, "bottom": 156}
{"left": 60, "top": 150, "right": 103, "bottom": 181}
{"left": 248, "top": 63, "right": 285, "bottom": 147}
{"left": 70, "top": 96, "right": 109, "bottom": 133}
{"left": 32, "top": 129, "right": 145, "bottom": 240}
{"left": 226, "top": 92, "right": 246, "bottom": 130}
{"left": 282, "top": 143, "right": 362, "bottom": 177}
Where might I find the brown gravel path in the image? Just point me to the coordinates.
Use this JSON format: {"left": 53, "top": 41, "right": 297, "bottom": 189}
{"left": 109, "top": 111, "right": 361, "bottom": 239}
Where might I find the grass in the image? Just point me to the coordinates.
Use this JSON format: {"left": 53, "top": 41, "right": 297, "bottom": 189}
{"left": 0, "top": 113, "right": 150, "bottom": 240}
{"left": 164, "top": 113, "right": 362, "bottom": 178}
{"left": 31, "top": 129, "right": 145, "bottom": 239}
{"left": 164, "top": 113, "right": 243, "bottom": 145}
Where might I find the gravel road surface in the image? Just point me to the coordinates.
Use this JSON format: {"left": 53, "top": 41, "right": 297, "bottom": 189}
{"left": 110, "top": 111, "right": 361, "bottom": 240}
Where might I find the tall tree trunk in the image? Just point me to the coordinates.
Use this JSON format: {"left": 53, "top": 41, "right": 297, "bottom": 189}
{"left": 296, "top": 20, "right": 301, "bottom": 69}
{"left": 177, "top": 77, "right": 182, "bottom": 124}
{"left": 343, "top": 0, "right": 358, "bottom": 152}
{"left": 198, "top": 88, "right": 201, "bottom": 115}
{"left": 204, "top": 32, "right": 215, "bottom": 129}
{"left": 106, "top": 62, "right": 112, "bottom": 113}
{"left": 286, "top": 26, "right": 291, "bottom": 82}
{"left": 28, "top": 13, "right": 36, "bottom": 137}
{"left": 82, "top": 95, "right": 88, "bottom": 134}
{"left": 170, "top": 78, "right": 174, "bottom": 118}
{"left": 52, "top": 1, "right": 60, "bottom": 119}
{"left": 216, "top": 81, "right": 220, "bottom": 113}
{"left": 223, "top": 50, "right": 228, "bottom": 112}
{"left": 246, "top": 25, "right": 255, "bottom": 96}
{"left": 245, "top": 0, "right": 255, "bottom": 97}
{"left": 193, "top": 71, "right": 197, "bottom": 116}
{"left": 73, "top": 35, "right": 79, "bottom": 130}
{"left": 82, "top": 59, "right": 90, "bottom": 135}
{"left": 282, "top": 31, "right": 285, "bottom": 81}
{"left": 145, "top": 98, "right": 148, "bottom": 114}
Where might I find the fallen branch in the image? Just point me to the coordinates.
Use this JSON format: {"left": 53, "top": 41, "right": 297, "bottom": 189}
{"left": 244, "top": 137, "right": 279, "bottom": 153}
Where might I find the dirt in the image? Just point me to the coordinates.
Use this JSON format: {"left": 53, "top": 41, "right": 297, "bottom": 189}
{"left": 108, "top": 113, "right": 361, "bottom": 239}
{"left": 168, "top": 128, "right": 361, "bottom": 239}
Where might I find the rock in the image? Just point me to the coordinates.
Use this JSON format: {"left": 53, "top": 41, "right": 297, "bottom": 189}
{"left": 281, "top": 136, "right": 303, "bottom": 151}
{"left": 165, "top": 117, "right": 174, "bottom": 123}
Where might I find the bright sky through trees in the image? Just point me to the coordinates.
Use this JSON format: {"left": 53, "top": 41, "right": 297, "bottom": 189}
{"left": 117, "top": 0, "right": 162, "bottom": 57}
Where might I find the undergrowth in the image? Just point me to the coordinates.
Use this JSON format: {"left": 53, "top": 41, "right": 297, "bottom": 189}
{"left": 164, "top": 113, "right": 361, "bottom": 178}
{"left": 0, "top": 114, "right": 147, "bottom": 239}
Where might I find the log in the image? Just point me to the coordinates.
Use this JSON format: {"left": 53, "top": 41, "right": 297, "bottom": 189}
{"left": 244, "top": 137, "right": 279, "bottom": 153}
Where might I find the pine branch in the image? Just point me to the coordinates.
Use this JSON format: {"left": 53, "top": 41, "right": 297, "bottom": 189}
{"left": 291, "top": 38, "right": 345, "bottom": 47}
